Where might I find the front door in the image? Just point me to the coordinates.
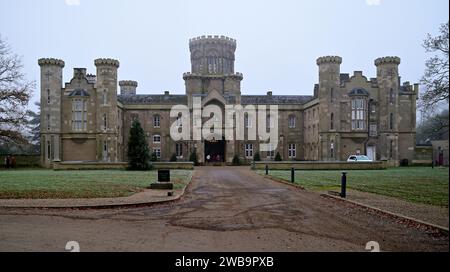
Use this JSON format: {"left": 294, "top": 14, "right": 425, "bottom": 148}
{"left": 204, "top": 138, "right": 225, "bottom": 163}
{"left": 367, "top": 145, "right": 376, "bottom": 161}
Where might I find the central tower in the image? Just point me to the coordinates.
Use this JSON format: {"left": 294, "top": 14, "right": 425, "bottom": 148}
{"left": 184, "top": 35, "right": 243, "bottom": 107}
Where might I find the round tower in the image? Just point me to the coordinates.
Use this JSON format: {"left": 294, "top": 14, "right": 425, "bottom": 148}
{"left": 94, "top": 58, "right": 120, "bottom": 162}
{"left": 38, "top": 58, "right": 65, "bottom": 166}
{"left": 119, "top": 80, "right": 138, "bottom": 95}
{"left": 316, "top": 56, "right": 342, "bottom": 161}
{"left": 316, "top": 56, "right": 342, "bottom": 80}
{"left": 375, "top": 56, "right": 401, "bottom": 162}
{"left": 189, "top": 35, "right": 237, "bottom": 75}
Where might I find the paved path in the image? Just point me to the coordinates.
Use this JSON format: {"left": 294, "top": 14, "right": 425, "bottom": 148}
{"left": 0, "top": 167, "right": 447, "bottom": 251}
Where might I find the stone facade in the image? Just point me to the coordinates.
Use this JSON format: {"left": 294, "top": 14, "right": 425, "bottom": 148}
{"left": 39, "top": 35, "right": 417, "bottom": 167}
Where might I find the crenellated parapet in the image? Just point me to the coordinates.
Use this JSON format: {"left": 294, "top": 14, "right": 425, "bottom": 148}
{"left": 189, "top": 35, "right": 237, "bottom": 49}
{"left": 183, "top": 72, "right": 243, "bottom": 80}
{"left": 38, "top": 58, "right": 65, "bottom": 67}
{"left": 375, "top": 56, "right": 401, "bottom": 66}
{"left": 316, "top": 56, "right": 342, "bottom": 65}
{"left": 119, "top": 80, "right": 138, "bottom": 87}
{"left": 94, "top": 58, "right": 120, "bottom": 68}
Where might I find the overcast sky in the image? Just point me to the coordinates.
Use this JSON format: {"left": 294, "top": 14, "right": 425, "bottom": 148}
{"left": 0, "top": 0, "right": 448, "bottom": 111}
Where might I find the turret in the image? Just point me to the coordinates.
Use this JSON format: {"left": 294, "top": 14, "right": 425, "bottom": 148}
{"left": 316, "top": 56, "right": 342, "bottom": 161}
{"left": 184, "top": 35, "right": 243, "bottom": 107}
{"left": 189, "top": 35, "right": 237, "bottom": 75}
{"left": 375, "top": 56, "right": 401, "bottom": 161}
{"left": 316, "top": 56, "right": 342, "bottom": 91}
{"left": 38, "top": 58, "right": 65, "bottom": 164}
{"left": 94, "top": 58, "right": 120, "bottom": 162}
{"left": 119, "top": 80, "right": 138, "bottom": 95}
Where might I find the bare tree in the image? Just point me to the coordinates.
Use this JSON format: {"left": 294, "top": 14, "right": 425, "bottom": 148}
{"left": 416, "top": 109, "right": 449, "bottom": 145}
{"left": 0, "top": 35, "right": 34, "bottom": 144}
{"left": 420, "top": 22, "right": 449, "bottom": 112}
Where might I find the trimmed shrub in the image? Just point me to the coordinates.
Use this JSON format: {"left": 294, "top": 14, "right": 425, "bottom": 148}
{"left": 189, "top": 150, "right": 199, "bottom": 166}
{"left": 170, "top": 153, "right": 177, "bottom": 162}
{"left": 150, "top": 152, "right": 158, "bottom": 162}
{"left": 232, "top": 154, "right": 241, "bottom": 166}
{"left": 274, "top": 152, "right": 282, "bottom": 161}
{"left": 253, "top": 152, "right": 261, "bottom": 162}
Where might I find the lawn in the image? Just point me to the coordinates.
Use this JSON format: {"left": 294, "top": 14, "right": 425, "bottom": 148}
{"left": 257, "top": 167, "right": 449, "bottom": 207}
{"left": 0, "top": 169, "right": 192, "bottom": 199}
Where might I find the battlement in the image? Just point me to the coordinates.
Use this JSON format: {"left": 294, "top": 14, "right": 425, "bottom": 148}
{"left": 119, "top": 80, "right": 138, "bottom": 87}
{"left": 183, "top": 72, "right": 243, "bottom": 79}
{"left": 38, "top": 58, "right": 65, "bottom": 67}
{"left": 375, "top": 56, "right": 401, "bottom": 66}
{"left": 316, "top": 56, "right": 342, "bottom": 65}
{"left": 189, "top": 35, "right": 237, "bottom": 48}
{"left": 94, "top": 58, "right": 120, "bottom": 68}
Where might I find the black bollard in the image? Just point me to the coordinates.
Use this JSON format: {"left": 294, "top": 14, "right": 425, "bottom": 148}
{"left": 291, "top": 168, "right": 295, "bottom": 183}
{"left": 340, "top": 171, "right": 347, "bottom": 198}
{"left": 265, "top": 164, "right": 269, "bottom": 175}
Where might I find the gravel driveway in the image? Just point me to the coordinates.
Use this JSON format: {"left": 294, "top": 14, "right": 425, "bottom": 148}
{"left": 0, "top": 166, "right": 447, "bottom": 251}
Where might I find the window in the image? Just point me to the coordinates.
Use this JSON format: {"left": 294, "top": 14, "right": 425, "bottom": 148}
{"left": 245, "top": 144, "right": 253, "bottom": 158}
{"left": 330, "top": 88, "right": 334, "bottom": 103}
{"left": 102, "top": 141, "right": 108, "bottom": 161}
{"left": 370, "top": 124, "right": 377, "bottom": 137}
{"left": 72, "top": 99, "right": 87, "bottom": 131}
{"left": 47, "top": 89, "right": 50, "bottom": 104}
{"left": 288, "top": 115, "right": 296, "bottom": 128}
{"left": 389, "top": 113, "right": 394, "bottom": 130}
{"left": 330, "top": 141, "right": 334, "bottom": 158}
{"left": 153, "top": 148, "right": 161, "bottom": 159}
{"left": 351, "top": 98, "right": 366, "bottom": 130}
{"left": 176, "top": 143, "right": 183, "bottom": 157}
{"left": 153, "top": 135, "right": 161, "bottom": 144}
{"left": 266, "top": 143, "right": 275, "bottom": 159}
{"left": 46, "top": 114, "right": 50, "bottom": 131}
{"left": 244, "top": 113, "right": 252, "bottom": 128}
{"left": 102, "top": 114, "right": 107, "bottom": 130}
{"left": 330, "top": 113, "right": 334, "bottom": 130}
{"left": 102, "top": 90, "right": 107, "bottom": 105}
{"left": 46, "top": 140, "right": 51, "bottom": 161}
{"left": 266, "top": 115, "right": 274, "bottom": 129}
{"left": 207, "top": 56, "right": 218, "bottom": 74}
{"left": 389, "top": 88, "right": 394, "bottom": 104}
{"left": 153, "top": 115, "right": 161, "bottom": 128}
{"left": 288, "top": 144, "right": 296, "bottom": 158}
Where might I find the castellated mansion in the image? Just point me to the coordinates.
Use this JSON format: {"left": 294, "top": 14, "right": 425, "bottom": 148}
{"left": 39, "top": 35, "right": 417, "bottom": 167}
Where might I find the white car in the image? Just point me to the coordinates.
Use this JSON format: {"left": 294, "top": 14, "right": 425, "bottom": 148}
{"left": 347, "top": 155, "right": 373, "bottom": 162}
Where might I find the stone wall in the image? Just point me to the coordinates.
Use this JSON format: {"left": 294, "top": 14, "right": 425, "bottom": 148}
{"left": 254, "top": 161, "right": 388, "bottom": 170}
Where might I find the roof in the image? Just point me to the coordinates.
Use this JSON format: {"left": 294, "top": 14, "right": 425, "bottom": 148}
{"left": 117, "top": 94, "right": 315, "bottom": 105}
{"left": 68, "top": 88, "right": 90, "bottom": 97}
{"left": 348, "top": 88, "right": 369, "bottom": 96}
{"left": 118, "top": 94, "right": 187, "bottom": 104}
{"left": 241, "top": 95, "right": 315, "bottom": 105}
